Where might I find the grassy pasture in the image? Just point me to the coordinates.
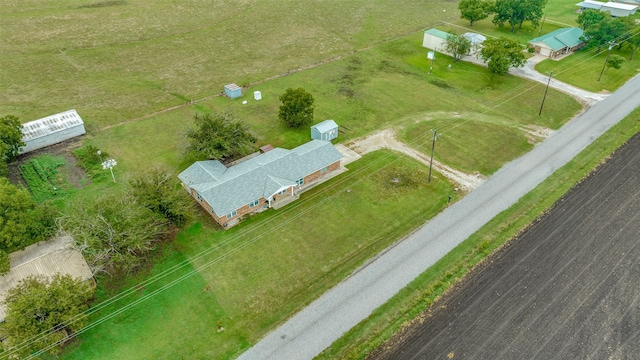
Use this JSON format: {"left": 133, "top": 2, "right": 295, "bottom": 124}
{"left": 62, "top": 151, "right": 455, "bottom": 360}
{"left": 535, "top": 47, "right": 640, "bottom": 93}
{"left": 0, "top": 0, "right": 462, "bottom": 128}
{"left": 56, "top": 33, "right": 582, "bottom": 359}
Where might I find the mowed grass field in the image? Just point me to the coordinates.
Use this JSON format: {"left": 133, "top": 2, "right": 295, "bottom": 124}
{"left": 63, "top": 34, "right": 582, "bottom": 358}
{"left": 0, "top": 0, "right": 461, "bottom": 128}
{"left": 0, "top": 1, "right": 599, "bottom": 359}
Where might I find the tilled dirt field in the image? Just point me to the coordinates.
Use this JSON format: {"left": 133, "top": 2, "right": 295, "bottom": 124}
{"left": 368, "top": 132, "right": 640, "bottom": 360}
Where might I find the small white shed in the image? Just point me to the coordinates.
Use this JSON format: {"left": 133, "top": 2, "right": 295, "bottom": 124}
{"left": 20, "top": 109, "right": 86, "bottom": 154}
{"left": 311, "top": 120, "right": 338, "bottom": 141}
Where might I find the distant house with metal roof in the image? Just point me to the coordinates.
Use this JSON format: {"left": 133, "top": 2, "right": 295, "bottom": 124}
{"left": 0, "top": 236, "right": 93, "bottom": 322}
{"left": 462, "top": 32, "right": 487, "bottom": 56}
{"left": 576, "top": 0, "right": 638, "bottom": 16}
{"left": 178, "top": 140, "right": 343, "bottom": 228}
{"left": 528, "top": 28, "right": 585, "bottom": 58}
{"left": 422, "top": 28, "right": 451, "bottom": 53}
{"left": 311, "top": 120, "right": 338, "bottom": 141}
{"left": 20, "top": 109, "right": 86, "bottom": 154}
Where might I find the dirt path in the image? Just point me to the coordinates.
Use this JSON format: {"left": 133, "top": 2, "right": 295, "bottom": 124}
{"left": 346, "top": 129, "right": 485, "bottom": 192}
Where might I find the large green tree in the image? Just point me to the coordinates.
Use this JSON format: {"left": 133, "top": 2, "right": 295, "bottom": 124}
{"left": 62, "top": 192, "right": 168, "bottom": 276}
{"left": 480, "top": 36, "right": 526, "bottom": 76}
{"left": 0, "top": 115, "right": 24, "bottom": 162}
{"left": 128, "top": 168, "right": 193, "bottom": 227}
{"left": 0, "top": 177, "right": 35, "bottom": 250}
{"left": 444, "top": 34, "right": 472, "bottom": 62}
{"left": 1, "top": 274, "right": 94, "bottom": 358}
{"left": 0, "top": 115, "right": 25, "bottom": 175}
{"left": 582, "top": 16, "right": 634, "bottom": 53}
{"left": 459, "top": 0, "right": 494, "bottom": 26}
{"left": 492, "top": 0, "right": 547, "bottom": 33}
{"left": 278, "top": 87, "right": 315, "bottom": 128}
{"left": 186, "top": 112, "right": 256, "bottom": 162}
{"left": 625, "top": 26, "right": 640, "bottom": 60}
{"left": 576, "top": 9, "right": 606, "bottom": 30}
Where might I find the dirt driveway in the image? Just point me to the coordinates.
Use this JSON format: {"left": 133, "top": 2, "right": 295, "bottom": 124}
{"left": 345, "top": 129, "right": 485, "bottom": 192}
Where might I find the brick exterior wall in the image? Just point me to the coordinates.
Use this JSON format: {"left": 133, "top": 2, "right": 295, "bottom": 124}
{"left": 303, "top": 161, "right": 340, "bottom": 184}
{"left": 184, "top": 159, "right": 341, "bottom": 229}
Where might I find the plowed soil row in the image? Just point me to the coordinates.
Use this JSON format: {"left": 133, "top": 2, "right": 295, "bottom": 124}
{"left": 369, "top": 131, "right": 640, "bottom": 360}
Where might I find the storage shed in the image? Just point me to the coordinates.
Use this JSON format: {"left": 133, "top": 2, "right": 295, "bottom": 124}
{"left": 311, "top": 120, "right": 338, "bottom": 141}
{"left": 20, "top": 109, "right": 86, "bottom": 154}
{"left": 224, "top": 83, "right": 242, "bottom": 99}
{"left": 422, "top": 28, "right": 450, "bottom": 52}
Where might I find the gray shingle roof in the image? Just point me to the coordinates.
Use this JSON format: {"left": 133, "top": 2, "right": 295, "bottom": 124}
{"left": 179, "top": 140, "right": 343, "bottom": 217}
{"left": 312, "top": 119, "right": 338, "bottom": 133}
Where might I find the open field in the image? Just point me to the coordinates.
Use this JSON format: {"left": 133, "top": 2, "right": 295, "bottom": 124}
{"left": 369, "top": 130, "right": 640, "bottom": 360}
{"left": 0, "top": 0, "right": 462, "bottom": 128}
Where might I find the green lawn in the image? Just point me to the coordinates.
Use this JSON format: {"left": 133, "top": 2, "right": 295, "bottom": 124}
{"left": 535, "top": 47, "right": 640, "bottom": 93}
{"left": 318, "top": 92, "right": 640, "bottom": 360}
{"left": 0, "top": 0, "right": 462, "bottom": 129}
{"left": 62, "top": 150, "right": 455, "bottom": 359}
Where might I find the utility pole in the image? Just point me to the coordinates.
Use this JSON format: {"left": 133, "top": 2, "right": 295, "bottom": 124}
{"left": 538, "top": 14, "right": 546, "bottom": 37}
{"left": 539, "top": 71, "right": 553, "bottom": 116}
{"left": 598, "top": 42, "right": 614, "bottom": 82}
{"left": 428, "top": 129, "right": 437, "bottom": 182}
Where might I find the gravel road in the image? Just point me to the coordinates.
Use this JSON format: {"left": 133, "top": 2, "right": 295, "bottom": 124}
{"left": 237, "top": 73, "right": 640, "bottom": 360}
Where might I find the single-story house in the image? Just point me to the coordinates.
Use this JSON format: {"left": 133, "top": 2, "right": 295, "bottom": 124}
{"left": 576, "top": 0, "right": 638, "bottom": 16}
{"left": 19, "top": 109, "right": 86, "bottom": 154}
{"left": 311, "top": 120, "right": 338, "bottom": 141}
{"left": 528, "top": 27, "right": 585, "bottom": 58}
{"left": 462, "top": 32, "right": 487, "bottom": 56}
{"left": 0, "top": 236, "right": 93, "bottom": 322}
{"left": 422, "top": 28, "right": 450, "bottom": 53}
{"left": 178, "top": 140, "right": 343, "bottom": 228}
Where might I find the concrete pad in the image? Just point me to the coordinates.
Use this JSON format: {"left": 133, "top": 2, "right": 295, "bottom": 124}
{"left": 334, "top": 143, "right": 361, "bottom": 166}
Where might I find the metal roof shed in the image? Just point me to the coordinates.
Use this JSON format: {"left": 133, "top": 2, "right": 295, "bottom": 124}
{"left": 20, "top": 109, "right": 86, "bottom": 154}
{"left": 311, "top": 120, "right": 338, "bottom": 141}
{"left": 0, "top": 236, "right": 93, "bottom": 322}
{"left": 224, "top": 83, "right": 242, "bottom": 99}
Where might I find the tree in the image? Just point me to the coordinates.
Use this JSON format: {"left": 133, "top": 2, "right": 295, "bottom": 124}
{"left": 1, "top": 274, "right": 94, "bottom": 358}
{"left": 0, "top": 179, "right": 59, "bottom": 274}
{"left": 625, "top": 26, "right": 640, "bottom": 60}
{"left": 493, "top": 0, "right": 547, "bottom": 33}
{"left": 582, "top": 16, "right": 633, "bottom": 53}
{"left": 0, "top": 178, "right": 35, "bottom": 250}
{"left": 444, "top": 34, "right": 472, "bottom": 62}
{"left": 61, "top": 192, "right": 168, "bottom": 276}
{"left": 128, "top": 168, "right": 193, "bottom": 227}
{"left": 0, "top": 115, "right": 25, "bottom": 163}
{"left": 459, "top": 0, "right": 494, "bottom": 26}
{"left": 480, "top": 36, "right": 526, "bottom": 76}
{"left": 278, "top": 87, "right": 315, "bottom": 128}
{"left": 577, "top": 9, "right": 606, "bottom": 30}
{"left": 186, "top": 112, "right": 256, "bottom": 163}
{"left": 606, "top": 54, "right": 625, "bottom": 71}
{"left": 0, "top": 141, "right": 8, "bottom": 176}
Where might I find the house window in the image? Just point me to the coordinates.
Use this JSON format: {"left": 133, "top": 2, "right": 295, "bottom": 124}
{"left": 249, "top": 199, "right": 260, "bottom": 208}
{"left": 196, "top": 192, "right": 203, "bottom": 202}
{"left": 226, "top": 210, "right": 237, "bottom": 219}
{"left": 320, "top": 166, "right": 328, "bottom": 173}
{"left": 278, "top": 189, "right": 286, "bottom": 195}
{"left": 296, "top": 178, "right": 304, "bottom": 186}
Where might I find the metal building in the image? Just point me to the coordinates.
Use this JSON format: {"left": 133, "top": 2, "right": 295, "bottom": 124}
{"left": 20, "top": 109, "right": 86, "bottom": 154}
